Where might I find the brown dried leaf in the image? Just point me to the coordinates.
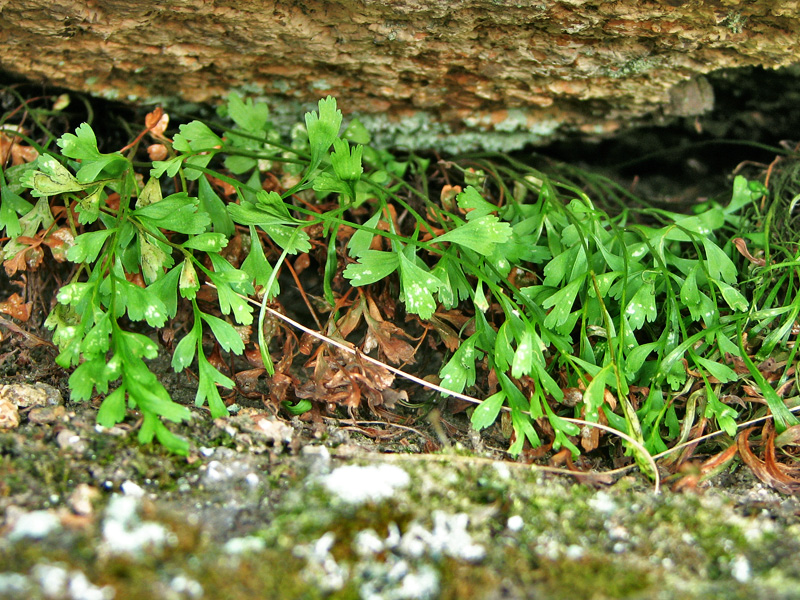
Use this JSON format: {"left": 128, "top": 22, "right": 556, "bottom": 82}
{"left": 700, "top": 442, "right": 739, "bottom": 475}
{"left": 0, "top": 133, "right": 11, "bottom": 164}
{"left": 0, "top": 131, "right": 39, "bottom": 166}
{"left": 732, "top": 237, "right": 767, "bottom": 267}
{"left": 364, "top": 294, "right": 384, "bottom": 322}
{"left": 267, "top": 372, "right": 295, "bottom": 404}
{"left": 294, "top": 381, "right": 324, "bottom": 402}
{"left": 683, "top": 358, "right": 701, "bottom": 378}
{"left": 580, "top": 407, "right": 608, "bottom": 453}
{"left": 725, "top": 353, "right": 752, "bottom": 375}
{"left": 776, "top": 381, "right": 794, "bottom": 398}
{"left": 43, "top": 227, "right": 75, "bottom": 262}
{"left": 324, "top": 366, "right": 351, "bottom": 391}
{"left": 104, "top": 192, "right": 121, "bottom": 212}
{"left": 335, "top": 302, "right": 364, "bottom": 338}
{"left": 4, "top": 247, "right": 36, "bottom": 276}
{"left": 551, "top": 449, "right": 615, "bottom": 486}
{"left": 428, "top": 316, "right": 461, "bottom": 352}
{"left": 520, "top": 438, "right": 553, "bottom": 461}
{"left": 362, "top": 327, "right": 378, "bottom": 355}
{"left": 298, "top": 332, "right": 316, "bottom": 356}
{"left": 561, "top": 387, "right": 582, "bottom": 407}
{"left": 244, "top": 345, "right": 266, "bottom": 368}
{"left": 358, "top": 360, "right": 395, "bottom": 390}
{"left": 0, "top": 293, "right": 32, "bottom": 322}
{"left": 234, "top": 324, "right": 252, "bottom": 347}
{"left": 374, "top": 325, "right": 416, "bottom": 364}
{"left": 363, "top": 302, "right": 416, "bottom": 365}
{"left": 580, "top": 422, "right": 599, "bottom": 453}
{"left": 721, "top": 394, "right": 748, "bottom": 409}
{"left": 765, "top": 426, "right": 800, "bottom": 479}
{"left": 293, "top": 252, "right": 311, "bottom": 276}
{"left": 671, "top": 442, "right": 739, "bottom": 491}
{"left": 160, "top": 327, "right": 175, "bottom": 348}
{"left": 486, "top": 368, "right": 499, "bottom": 395}
{"left": 207, "top": 346, "right": 227, "bottom": 372}
{"left": 0, "top": 315, "right": 53, "bottom": 347}
{"left": 11, "top": 142, "right": 38, "bottom": 165}
{"left": 758, "top": 357, "right": 785, "bottom": 376}
{"left": 377, "top": 286, "right": 397, "bottom": 320}
{"left": 310, "top": 352, "right": 333, "bottom": 386}
{"left": 145, "top": 107, "right": 168, "bottom": 138}
{"left": 737, "top": 427, "right": 800, "bottom": 494}
{"left": 234, "top": 368, "right": 264, "bottom": 397}
{"left": 604, "top": 388, "right": 618, "bottom": 411}
{"left": 661, "top": 418, "right": 708, "bottom": 469}
{"left": 147, "top": 144, "right": 168, "bottom": 161}
{"left": 220, "top": 233, "right": 244, "bottom": 266}
{"left": 343, "top": 384, "right": 362, "bottom": 408}
{"left": 125, "top": 272, "right": 145, "bottom": 288}
{"left": 24, "top": 245, "right": 44, "bottom": 271}
{"left": 440, "top": 184, "right": 462, "bottom": 212}
{"left": 274, "top": 336, "right": 297, "bottom": 374}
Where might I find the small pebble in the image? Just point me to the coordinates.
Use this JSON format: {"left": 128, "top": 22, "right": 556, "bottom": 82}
{"left": 28, "top": 405, "right": 66, "bottom": 424}
{"left": 56, "top": 429, "right": 87, "bottom": 452}
{"left": 68, "top": 484, "right": 100, "bottom": 516}
{"left": 0, "top": 383, "right": 63, "bottom": 409}
{"left": 253, "top": 416, "right": 293, "bottom": 445}
{"left": 0, "top": 397, "right": 20, "bottom": 429}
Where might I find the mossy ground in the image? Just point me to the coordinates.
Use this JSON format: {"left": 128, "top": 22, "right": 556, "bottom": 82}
{"left": 2, "top": 390, "right": 800, "bottom": 599}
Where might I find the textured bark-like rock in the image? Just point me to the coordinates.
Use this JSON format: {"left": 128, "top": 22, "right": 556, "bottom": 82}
{"left": 1, "top": 0, "right": 798, "bottom": 149}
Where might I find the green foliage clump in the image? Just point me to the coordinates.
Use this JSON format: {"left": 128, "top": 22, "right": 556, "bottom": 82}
{"left": 1, "top": 91, "right": 798, "bottom": 468}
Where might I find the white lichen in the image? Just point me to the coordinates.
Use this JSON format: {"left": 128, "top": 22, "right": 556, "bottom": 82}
{"left": 321, "top": 464, "right": 410, "bottom": 504}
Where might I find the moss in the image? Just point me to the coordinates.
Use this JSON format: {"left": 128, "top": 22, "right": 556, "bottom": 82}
{"left": 0, "top": 502, "right": 343, "bottom": 599}
{"left": 437, "top": 558, "right": 501, "bottom": 599}
{"left": 5, "top": 401, "right": 800, "bottom": 598}
{"left": 532, "top": 554, "right": 655, "bottom": 599}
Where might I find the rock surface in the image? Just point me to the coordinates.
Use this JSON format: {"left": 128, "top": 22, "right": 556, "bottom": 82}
{"left": 3, "top": 400, "right": 800, "bottom": 600}
{"left": 2, "top": 0, "right": 799, "bottom": 149}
